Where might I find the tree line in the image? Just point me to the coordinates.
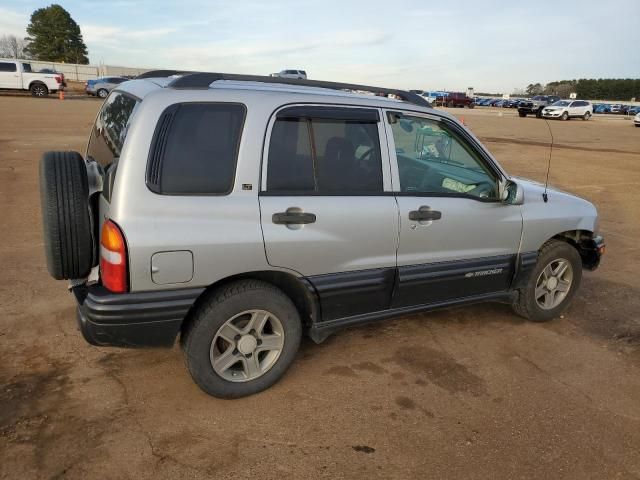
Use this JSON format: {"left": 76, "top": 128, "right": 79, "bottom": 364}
{"left": 527, "top": 79, "right": 639, "bottom": 101}
{"left": 0, "top": 4, "right": 88, "bottom": 64}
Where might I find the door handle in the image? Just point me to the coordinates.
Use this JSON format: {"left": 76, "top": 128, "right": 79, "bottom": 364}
{"left": 272, "top": 211, "right": 316, "bottom": 225}
{"left": 409, "top": 206, "right": 442, "bottom": 221}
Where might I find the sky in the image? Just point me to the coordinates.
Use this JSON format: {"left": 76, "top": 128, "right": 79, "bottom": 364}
{"left": 1, "top": 0, "right": 639, "bottom": 92}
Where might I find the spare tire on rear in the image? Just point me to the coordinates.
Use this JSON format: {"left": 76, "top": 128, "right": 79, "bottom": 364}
{"left": 39, "top": 151, "right": 93, "bottom": 280}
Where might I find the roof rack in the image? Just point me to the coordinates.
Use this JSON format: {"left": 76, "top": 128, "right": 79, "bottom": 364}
{"left": 135, "top": 70, "right": 431, "bottom": 108}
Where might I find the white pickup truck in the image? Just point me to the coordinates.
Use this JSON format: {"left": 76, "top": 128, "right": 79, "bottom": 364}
{"left": 0, "top": 58, "right": 65, "bottom": 97}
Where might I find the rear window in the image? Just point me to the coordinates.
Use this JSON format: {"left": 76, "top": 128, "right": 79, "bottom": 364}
{"left": 146, "top": 103, "right": 246, "bottom": 195}
{"left": 87, "top": 92, "right": 138, "bottom": 170}
{"left": 266, "top": 107, "right": 383, "bottom": 194}
{"left": 0, "top": 62, "right": 17, "bottom": 72}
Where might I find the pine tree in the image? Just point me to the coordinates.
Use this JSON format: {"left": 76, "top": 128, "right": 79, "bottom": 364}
{"left": 25, "top": 4, "right": 89, "bottom": 64}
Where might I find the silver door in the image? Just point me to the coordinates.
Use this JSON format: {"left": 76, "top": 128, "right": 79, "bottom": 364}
{"left": 260, "top": 105, "right": 399, "bottom": 320}
{"left": 384, "top": 110, "right": 522, "bottom": 308}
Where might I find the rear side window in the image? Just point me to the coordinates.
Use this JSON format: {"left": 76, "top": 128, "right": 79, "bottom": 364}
{"left": 147, "top": 103, "right": 246, "bottom": 195}
{"left": 87, "top": 92, "right": 138, "bottom": 170}
{"left": 0, "top": 62, "right": 17, "bottom": 72}
{"left": 266, "top": 107, "right": 383, "bottom": 194}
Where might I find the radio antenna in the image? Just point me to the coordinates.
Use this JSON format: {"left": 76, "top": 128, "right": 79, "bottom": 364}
{"left": 542, "top": 116, "right": 554, "bottom": 203}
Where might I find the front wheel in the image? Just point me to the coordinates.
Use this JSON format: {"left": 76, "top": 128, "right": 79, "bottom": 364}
{"left": 536, "top": 109, "right": 543, "bottom": 118}
{"left": 519, "top": 111, "right": 527, "bottom": 117}
{"left": 181, "top": 280, "right": 302, "bottom": 398}
{"left": 97, "top": 88, "right": 109, "bottom": 98}
{"left": 512, "top": 240, "right": 582, "bottom": 322}
{"left": 561, "top": 111, "right": 569, "bottom": 121}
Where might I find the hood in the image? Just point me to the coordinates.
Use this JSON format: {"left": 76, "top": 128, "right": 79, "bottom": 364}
{"left": 514, "top": 176, "right": 596, "bottom": 209}
{"left": 543, "top": 105, "right": 562, "bottom": 110}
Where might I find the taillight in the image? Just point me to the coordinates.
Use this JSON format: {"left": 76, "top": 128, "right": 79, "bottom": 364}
{"left": 100, "top": 220, "right": 128, "bottom": 293}
{"left": 54, "top": 75, "right": 62, "bottom": 84}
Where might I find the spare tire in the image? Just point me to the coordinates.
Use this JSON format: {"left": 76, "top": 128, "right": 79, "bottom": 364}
{"left": 39, "top": 151, "right": 93, "bottom": 280}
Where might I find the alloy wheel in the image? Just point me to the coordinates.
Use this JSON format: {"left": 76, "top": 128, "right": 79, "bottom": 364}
{"left": 535, "top": 258, "right": 573, "bottom": 310}
{"left": 209, "top": 309, "right": 285, "bottom": 382}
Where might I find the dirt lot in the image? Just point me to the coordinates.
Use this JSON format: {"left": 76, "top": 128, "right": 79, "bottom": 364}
{"left": 1, "top": 96, "right": 639, "bottom": 480}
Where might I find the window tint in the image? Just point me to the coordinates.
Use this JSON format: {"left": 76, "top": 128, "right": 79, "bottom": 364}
{"left": 22, "top": 63, "right": 32, "bottom": 73}
{"left": 152, "top": 103, "right": 245, "bottom": 195}
{"left": 87, "top": 92, "right": 139, "bottom": 170}
{"left": 0, "top": 62, "right": 17, "bottom": 72}
{"left": 266, "top": 110, "right": 383, "bottom": 193}
{"left": 389, "top": 114, "right": 498, "bottom": 200}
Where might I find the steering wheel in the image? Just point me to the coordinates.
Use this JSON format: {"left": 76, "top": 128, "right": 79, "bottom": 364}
{"left": 357, "top": 147, "right": 374, "bottom": 162}
{"left": 467, "top": 181, "right": 496, "bottom": 199}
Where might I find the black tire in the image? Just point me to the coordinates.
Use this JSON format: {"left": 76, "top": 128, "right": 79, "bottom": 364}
{"left": 468, "top": 103, "right": 475, "bottom": 109}
{"left": 30, "top": 82, "right": 48, "bottom": 97}
{"left": 512, "top": 240, "right": 582, "bottom": 322}
{"left": 447, "top": 101, "right": 455, "bottom": 108}
{"left": 519, "top": 111, "right": 527, "bottom": 117}
{"left": 582, "top": 112, "right": 591, "bottom": 121}
{"left": 561, "top": 111, "right": 569, "bottom": 121}
{"left": 181, "top": 280, "right": 302, "bottom": 398}
{"left": 97, "top": 89, "right": 108, "bottom": 99}
{"left": 39, "top": 151, "right": 93, "bottom": 280}
{"left": 535, "top": 108, "right": 543, "bottom": 118}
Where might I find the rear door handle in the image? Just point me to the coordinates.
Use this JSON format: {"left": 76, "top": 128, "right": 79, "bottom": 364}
{"left": 409, "top": 206, "right": 442, "bottom": 221}
{"left": 272, "top": 212, "right": 316, "bottom": 225}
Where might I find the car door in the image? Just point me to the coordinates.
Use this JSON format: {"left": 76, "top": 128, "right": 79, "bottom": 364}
{"left": 260, "top": 105, "right": 399, "bottom": 321}
{"left": 0, "top": 61, "right": 20, "bottom": 89}
{"left": 568, "top": 101, "right": 580, "bottom": 117}
{"left": 384, "top": 110, "right": 523, "bottom": 308}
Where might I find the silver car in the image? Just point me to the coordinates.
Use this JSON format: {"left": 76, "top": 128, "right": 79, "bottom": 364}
{"left": 39, "top": 72, "right": 605, "bottom": 398}
{"left": 85, "top": 76, "right": 129, "bottom": 98}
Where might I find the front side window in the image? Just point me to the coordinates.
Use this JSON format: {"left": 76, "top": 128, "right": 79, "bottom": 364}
{"left": 148, "top": 103, "right": 246, "bottom": 195}
{"left": 87, "top": 92, "right": 138, "bottom": 169}
{"left": 389, "top": 114, "right": 498, "bottom": 200}
{"left": 0, "top": 62, "right": 17, "bottom": 72}
{"left": 266, "top": 108, "right": 383, "bottom": 194}
{"left": 22, "top": 63, "right": 32, "bottom": 72}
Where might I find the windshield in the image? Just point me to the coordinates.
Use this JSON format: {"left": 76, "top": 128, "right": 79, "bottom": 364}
{"left": 552, "top": 101, "right": 571, "bottom": 107}
{"left": 532, "top": 95, "right": 546, "bottom": 101}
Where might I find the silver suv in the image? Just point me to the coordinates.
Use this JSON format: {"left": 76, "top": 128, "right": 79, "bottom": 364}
{"left": 39, "top": 72, "right": 605, "bottom": 398}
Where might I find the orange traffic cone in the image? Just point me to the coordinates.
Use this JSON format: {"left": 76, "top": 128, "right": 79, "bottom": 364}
{"left": 59, "top": 90, "right": 65, "bottom": 100}
{"left": 460, "top": 116, "right": 465, "bottom": 125}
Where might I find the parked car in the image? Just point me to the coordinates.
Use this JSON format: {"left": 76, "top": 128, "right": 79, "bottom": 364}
{"left": 85, "top": 77, "right": 129, "bottom": 98}
{"left": 270, "top": 69, "right": 307, "bottom": 79}
{"left": 542, "top": 100, "right": 593, "bottom": 120}
{"left": 518, "top": 95, "right": 561, "bottom": 117}
{"left": 38, "top": 71, "right": 604, "bottom": 398}
{"left": 628, "top": 106, "right": 640, "bottom": 115}
{"left": 594, "top": 104, "right": 611, "bottom": 114}
{"left": 0, "top": 58, "right": 65, "bottom": 96}
{"left": 634, "top": 112, "right": 640, "bottom": 127}
{"left": 503, "top": 98, "right": 523, "bottom": 108}
{"left": 436, "top": 92, "right": 475, "bottom": 108}
{"left": 610, "top": 104, "right": 622, "bottom": 114}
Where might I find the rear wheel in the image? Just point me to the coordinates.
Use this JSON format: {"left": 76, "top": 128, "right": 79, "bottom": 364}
{"left": 519, "top": 111, "right": 527, "bottom": 117}
{"left": 512, "top": 240, "right": 582, "bottom": 322}
{"left": 181, "top": 280, "right": 302, "bottom": 398}
{"left": 535, "top": 108, "right": 543, "bottom": 118}
{"left": 582, "top": 112, "right": 591, "bottom": 121}
{"left": 447, "top": 101, "right": 455, "bottom": 108}
{"left": 30, "top": 82, "right": 48, "bottom": 97}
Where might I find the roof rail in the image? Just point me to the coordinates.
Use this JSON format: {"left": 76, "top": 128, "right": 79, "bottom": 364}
{"left": 136, "top": 69, "right": 192, "bottom": 79}
{"left": 146, "top": 72, "right": 430, "bottom": 108}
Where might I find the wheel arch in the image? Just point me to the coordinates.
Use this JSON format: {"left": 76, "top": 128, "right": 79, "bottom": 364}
{"left": 181, "top": 270, "right": 320, "bottom": 337}
{"left": 29, "top": 80, "right": 48, "bottom": 91}
{"left": 548, "top": 229, "right": 602, "bottom": 270}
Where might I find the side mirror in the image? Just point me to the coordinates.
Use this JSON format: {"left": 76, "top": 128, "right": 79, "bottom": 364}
{"left": 502, "top": 180, "right": 524, "bottom": 205}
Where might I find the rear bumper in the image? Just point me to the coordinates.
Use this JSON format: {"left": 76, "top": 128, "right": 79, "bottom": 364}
{"left": 73, "top": 285, "right": 204, "bottom": 347}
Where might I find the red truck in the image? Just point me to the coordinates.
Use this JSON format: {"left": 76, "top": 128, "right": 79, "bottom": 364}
{"left": 435, "top": 92, "right": 475, "bottom": 108}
